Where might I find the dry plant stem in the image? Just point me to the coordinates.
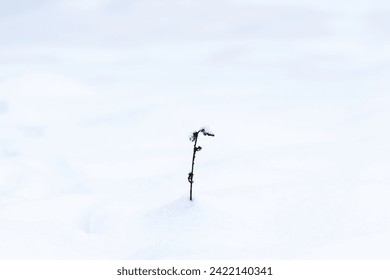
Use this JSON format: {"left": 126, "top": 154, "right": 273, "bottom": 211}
{"left": 189, "top": 132, "right": 199, "bottom": 201}
{"left": 188, "top": 128, "right": 214, "bottom": 201}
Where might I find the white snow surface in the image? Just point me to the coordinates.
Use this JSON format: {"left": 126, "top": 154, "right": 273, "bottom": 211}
{"left": 1, "top": 0, "right": 390, "bottom": 259}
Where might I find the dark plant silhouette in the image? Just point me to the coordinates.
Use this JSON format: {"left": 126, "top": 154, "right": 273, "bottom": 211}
{"left": 188, "top": 128, "right": 214, "bottom": 201}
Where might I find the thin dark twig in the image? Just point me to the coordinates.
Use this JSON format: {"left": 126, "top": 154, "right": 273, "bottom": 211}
{"left": 188, "top": 128, "right": 214, "bottom": 200}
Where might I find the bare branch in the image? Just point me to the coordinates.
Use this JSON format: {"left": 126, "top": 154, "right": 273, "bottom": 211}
{"left": 188, "top": 128, "right": 215, "bottom": 200}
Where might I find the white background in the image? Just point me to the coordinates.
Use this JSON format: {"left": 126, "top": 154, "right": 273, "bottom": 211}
{"left": 1, "top": 0, "right": 390, "bottom": 259}
{"left": 1, "top": 261, "right": 390, "bottom": 280}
